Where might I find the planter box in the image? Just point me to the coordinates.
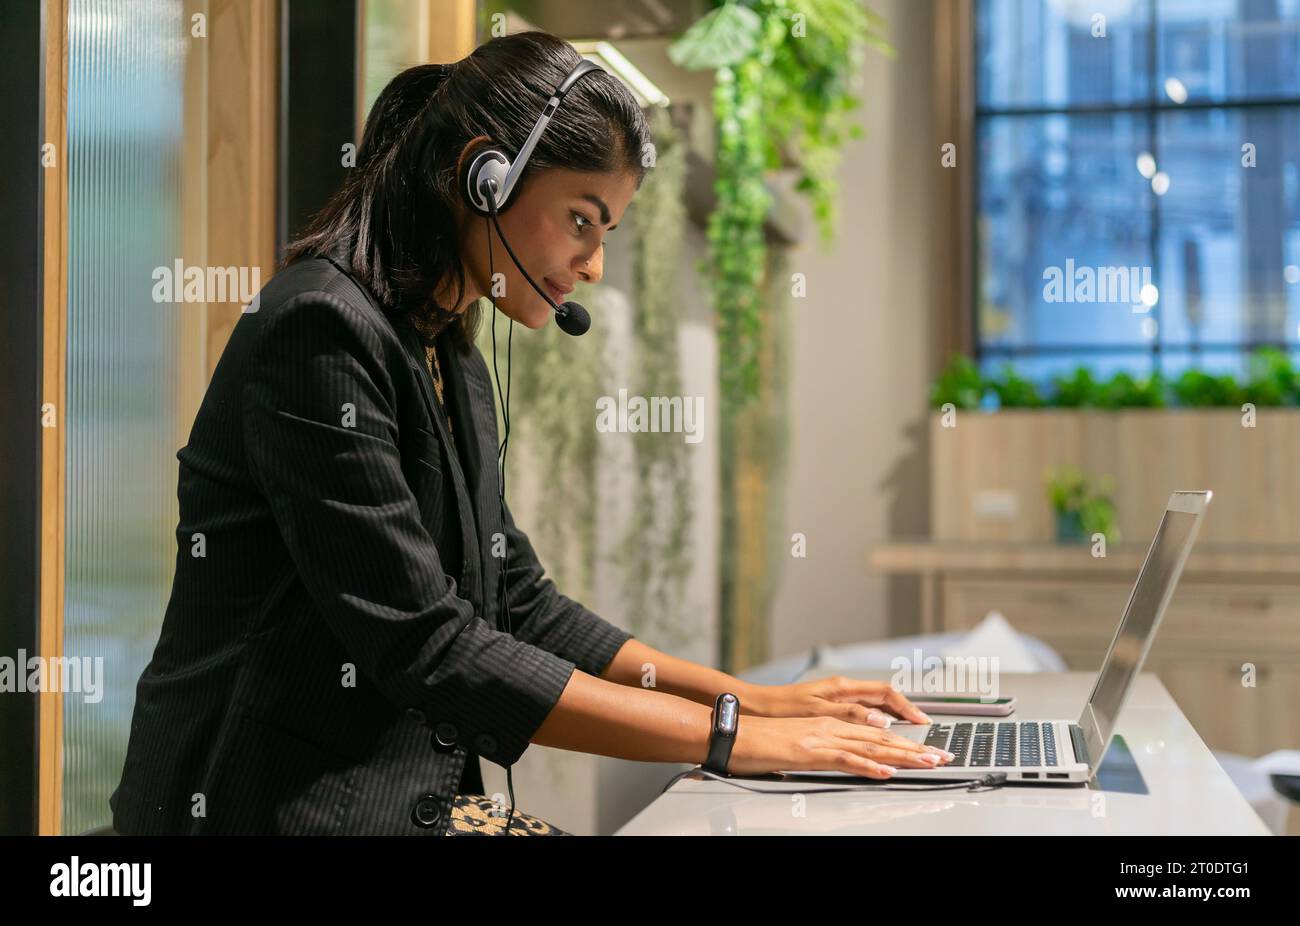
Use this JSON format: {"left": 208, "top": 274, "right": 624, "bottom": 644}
{"left": 930, "top": 408, "right": 1300, "bottom": 544}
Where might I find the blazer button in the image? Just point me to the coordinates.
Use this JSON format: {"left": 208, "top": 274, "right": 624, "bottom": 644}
{"left": 406, "top": 708, "right": 426, "bottom": 724}
{"left": 431, "top": 721, "right": 458, "bottom": 753}
{"left": 474, "top": 733, "right": 497, "bottom": 757}
{"left": 411, "top": 794, "right": 442, "bottom": 829}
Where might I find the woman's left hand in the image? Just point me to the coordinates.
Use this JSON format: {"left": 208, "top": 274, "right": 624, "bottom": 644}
{"left": 742, "top": 677, "right": 933, "bottom": 727}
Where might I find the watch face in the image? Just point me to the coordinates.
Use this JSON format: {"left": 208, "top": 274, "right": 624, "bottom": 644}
{"left": 717, "top": 695, "right": 738, "bottom": 734}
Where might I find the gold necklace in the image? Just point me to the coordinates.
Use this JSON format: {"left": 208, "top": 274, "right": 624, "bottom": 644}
{"left": 426, "top": 341, "right": 445, "bottom": 405}
{"left": 424, "top": 340, "right": 454, "bottom": 439}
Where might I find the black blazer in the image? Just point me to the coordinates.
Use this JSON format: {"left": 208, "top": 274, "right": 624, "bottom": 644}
{"left": 109, "top": 250, "right": 632, "bottom": 835}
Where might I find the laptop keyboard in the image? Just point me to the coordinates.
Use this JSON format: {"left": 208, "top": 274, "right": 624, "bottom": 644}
{"left": 923, "top": 721, "right": 1059, "bottom": 768}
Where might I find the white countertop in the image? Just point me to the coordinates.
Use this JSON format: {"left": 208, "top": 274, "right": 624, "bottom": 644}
{"left": 614, "top": 670, "right": 1272, "bottom": 835}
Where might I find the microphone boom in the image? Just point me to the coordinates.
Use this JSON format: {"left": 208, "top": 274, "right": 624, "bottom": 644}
{"left": 487, "top": 209, "right": 590, "bottom": 336}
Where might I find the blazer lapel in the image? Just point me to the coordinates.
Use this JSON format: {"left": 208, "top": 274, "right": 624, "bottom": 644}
{"left": 394, "top": 316, "right": 483, "bottom": 607}
{"left": 439, "top": 333, "right": 507, "bottom": 633}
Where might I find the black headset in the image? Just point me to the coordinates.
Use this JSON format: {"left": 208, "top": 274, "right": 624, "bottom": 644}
{"left": 459, "top": 58, "right": 601, "bottom": 338}
{"left": 460, "top": 58, "right": 604, "bottom": 218}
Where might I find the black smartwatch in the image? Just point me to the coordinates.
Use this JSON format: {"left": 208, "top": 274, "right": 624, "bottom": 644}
{"left": 703, "top": 692, "right": 739, "bottom": 775}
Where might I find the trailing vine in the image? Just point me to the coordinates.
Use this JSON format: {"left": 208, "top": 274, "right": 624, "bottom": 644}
{"left": 671, "top": 0, "right": 890, "bottom": 409}
{"left": 671, "top": 0, "right": 891, "bottom": 669}
{"left": 709, "top": 53, "right": 772, "bottom": 409}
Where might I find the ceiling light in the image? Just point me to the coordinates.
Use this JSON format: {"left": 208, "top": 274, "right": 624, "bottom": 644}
{"left": 571, "top": 41, "right": 670, "bottom": 108}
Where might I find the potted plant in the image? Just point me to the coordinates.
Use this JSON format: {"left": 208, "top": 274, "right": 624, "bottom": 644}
{"left": 1045, "top": 466, "right": 1120, "bottom": 544}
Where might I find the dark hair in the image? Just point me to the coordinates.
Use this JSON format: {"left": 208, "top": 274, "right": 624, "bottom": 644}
{"left": 282, "top": 31, "right": 652, "bottom": 352}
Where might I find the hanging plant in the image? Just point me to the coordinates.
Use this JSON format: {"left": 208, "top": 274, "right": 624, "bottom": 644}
{"left": 671, "top": 0, "right": 892, "bottom": 410}
{"left": 670, "top": 0, "right": 892, "bottom": 671}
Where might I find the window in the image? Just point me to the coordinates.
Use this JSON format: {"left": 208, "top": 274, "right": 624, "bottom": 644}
{"left": 975, "top": 0, "right": 1300, "bottom": 382}
{"left": 63, "top": 0, "right": 193, "bottom": 835}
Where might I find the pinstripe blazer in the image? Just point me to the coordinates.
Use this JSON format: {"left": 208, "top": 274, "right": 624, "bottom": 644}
{"left": 109, "top": 251, "right": 632, "bottom": 835}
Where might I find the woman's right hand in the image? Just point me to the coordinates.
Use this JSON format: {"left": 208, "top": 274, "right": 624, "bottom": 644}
{"left": 727, "top": 715, "right": 955, "bottom": 779}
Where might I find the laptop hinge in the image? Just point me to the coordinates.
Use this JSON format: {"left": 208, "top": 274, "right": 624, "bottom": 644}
{"left": 1069, "top": 724, "right": 1090, "bottom": 767}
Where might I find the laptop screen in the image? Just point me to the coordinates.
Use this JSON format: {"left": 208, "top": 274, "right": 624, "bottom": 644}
{"left": 1077, "top": 499, "right": 1205, "bottom": 768}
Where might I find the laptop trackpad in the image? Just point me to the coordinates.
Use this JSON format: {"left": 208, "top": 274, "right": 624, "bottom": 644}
{"left": 889, "top": 724, "right": 929, "bottom": 742}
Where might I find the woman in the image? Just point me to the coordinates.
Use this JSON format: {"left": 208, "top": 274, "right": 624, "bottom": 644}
{"left": 110, "top": 31, "right": 951, "bottom": 837}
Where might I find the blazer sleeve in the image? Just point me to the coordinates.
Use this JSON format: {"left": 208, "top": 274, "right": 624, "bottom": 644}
{"left": 500, "top": 496, "right": 635, "bottom": 678}
{"left": 241, "top": 290, "right": 578, "bottom": 768}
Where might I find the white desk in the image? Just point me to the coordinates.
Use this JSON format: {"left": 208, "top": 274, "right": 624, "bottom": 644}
{"left": 615, "top": 670, "right": 1272, "bottom": 835}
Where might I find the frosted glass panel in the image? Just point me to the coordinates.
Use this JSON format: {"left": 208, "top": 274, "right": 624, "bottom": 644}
{"left": 63, "top": 0, "right": 190, "bottom": 835}
{"left": 362, "top": 0, "right": 430, "bottom": 122}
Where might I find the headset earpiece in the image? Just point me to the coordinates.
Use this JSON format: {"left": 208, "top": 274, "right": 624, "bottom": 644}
{"left": 462, "top": 146, "right": 511, "bottom": 217}
{"left": 459, "top": 58, "right": 605, "bottom": 221}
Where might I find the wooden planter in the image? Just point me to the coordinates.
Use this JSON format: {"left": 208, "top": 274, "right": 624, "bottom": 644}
{"left": 930, "top": 408, "right": 1300, "bottom": 545}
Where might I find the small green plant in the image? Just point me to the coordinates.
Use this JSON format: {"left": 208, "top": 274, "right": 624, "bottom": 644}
{"left": 1243, "top": 347, "right": 1299, "bottom": 406}
{"left": 930, "top": 348, "right": 1300, "bottom": 410}
{"left": 1045, "top": 465, "right": 1120, "bottom": 544}
{"left": 1046, "top": 465, "right": 1086, "bottom": 511}
{"left": 1096, "top": 371, "right": 1166, "bottom": 409}
{"left": 1049, "top": 367, "right": 1099, "bottom": 407}
{"left": 1169, "top": 369, "right": 1243, "bottom": 407}
{"left": 989, "top": 363, "right": 1043, "bottom": 408}
{"left": 929, "top": 353, "right": 985, "bottom": 409}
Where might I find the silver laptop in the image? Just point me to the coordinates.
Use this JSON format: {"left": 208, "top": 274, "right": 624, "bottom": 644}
{"left": 793, "top": 490, "right": 1211, "bottom": 785}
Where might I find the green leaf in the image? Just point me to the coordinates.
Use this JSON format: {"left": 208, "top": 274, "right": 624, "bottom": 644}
{"left": 930, "top": 353, "right": 986, "bottom": 409}
{"left": 861, "top": 30, "right": 897, "bottom": 59}
{"left": 992, "top": 363, "right": 1043, "bottom": 407}
{"left": 667, "top": 2, "right": 763, "bottom": 70}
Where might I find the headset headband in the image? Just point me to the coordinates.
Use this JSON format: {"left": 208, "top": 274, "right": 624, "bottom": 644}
{"left": 463, "top": 58, "right": 605, "bottom": 216}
